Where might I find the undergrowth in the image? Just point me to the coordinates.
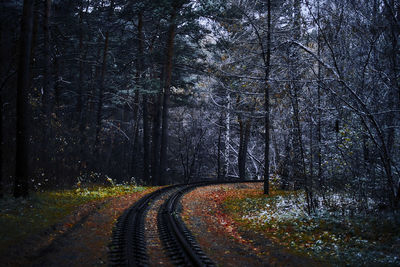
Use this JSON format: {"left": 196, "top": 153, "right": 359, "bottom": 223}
{"left": 0, "top": 184, "right": 147, "bottom": 252}
{"left": 223, "top": 190, "right": 400, "bottom": 266}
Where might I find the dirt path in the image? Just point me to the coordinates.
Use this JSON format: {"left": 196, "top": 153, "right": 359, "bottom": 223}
{"left": 1, "top": 189, "right": 155, "bottom": 266}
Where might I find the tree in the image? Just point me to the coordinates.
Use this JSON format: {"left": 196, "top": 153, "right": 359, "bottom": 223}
{"left": 159, "top": 0, "right": 186, "bottom": 185}
{"left": 15, "top": 0, "right": 35, "bottom": 198}
{"left": 264, "top": 0, "right": 272, "bottom": 194}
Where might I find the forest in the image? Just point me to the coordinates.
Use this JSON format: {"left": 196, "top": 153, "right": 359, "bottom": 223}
{"left": 0, "top": 0, "right": 400, "bottom": 265}
{"left": 2, "top": 0, "right": 399, "bottom": 207}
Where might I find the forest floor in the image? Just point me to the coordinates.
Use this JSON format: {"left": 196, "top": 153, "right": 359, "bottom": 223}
{"left": 185, "top": 183, "right": 400, "bottom": 266}
{"left": 181, "top": 183, "right": 323, "bottom": 267}
{"left": 0, "top": 182, "right": 398, "bottom": 266}
{"left": 0, "top": 185, "right": 157, "bottom": 266}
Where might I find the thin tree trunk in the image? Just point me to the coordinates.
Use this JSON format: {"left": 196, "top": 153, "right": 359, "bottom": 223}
{"left": 15, "top": 0, "right": 35, "bottom": 198}
{"left": 40, "top": 0, "right": 52, "bottom": 166}
{"left": 224, "top": 93, "right": 231, "bottom": 179}
{"left": 77, "top": 1, "right": 89, "bottom": 171}
{"left": 130, "top": 69, "right": 140, "bottom": 178}
{"left": 271, "top": 123, "right": 280, "bottom": 175}
{"left": 238, "top": 118, "right": 251, "bottom": 180}
{"left": 238, "top": 118, "right": 244, "bottom": 178}
{"left": 309, "top": 112, "right": 315, "bottom": 210}
{"left": 136, "top": 11, "right": 150, "bottom": 182}
{"left": 217, "top": 116, "right": 223, "bottom": 180}
{"left": 94, "top": 1, "right": 113, "bottom": 153}
{"left": 151, "top": 93, "right": 162, "bottom": 185}
{"left": 130, "top": 117, "right": 140, "bottom": 177}
{"left": 77, "top": 0, "right": 86, "bottom": 131}
{"left": 317, "top": 0, "right": 322, "bottom": 186}
{"left": 94, "top": 31, "right": 109, "bottom": 148}
{"left": 29, "top": 0, "right": 39, "bottom": 71}
{"left": 53, "top": 53, "right": 60, "bottom": 106}
{"left": 264, "top": 0, "right": 271, "bottom": 194}
{"left": 143, "top": 93, "right": 150, "bottom": 183}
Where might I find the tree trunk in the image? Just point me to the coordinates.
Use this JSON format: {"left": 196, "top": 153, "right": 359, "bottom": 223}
{"left": 151, "top": 93, "right": 162, "bottom": 185}
{"left": 159, "top": 5, "right": 180, "bottom": 185}
{"left": 0, "top": 83, "right": 2, "bottom": 198}
{"left": 43, "top": 0, "right": 52, "bottom": 120}
{"left": 217, "top": 116, "right": 223, "bottom": 180}
{"left": 130, "top": 116, "right": 140, "bottom": 178}
{"left": 386, "top": 0, "right": 400, "bottom": 207}
{"left": 264, "top": 0, "right": 271, "bottom": 194}
{"left": 0, "top": 21, "right": 2, "bottom": 197}
{"left": 53, "top": 53, "right": 60, "bottom": 106}
{"left": 15, "top": 0, "right": 35, "bottom": 198}
{"left": 136, "top": 11, "right": 150, "bottom": 182}
{"left": 224, "top": 93, "right": 231, "bottom": 179}
{"left": 77, "top": 0, "right": 86, "bottom": 132}
{"left": 29, "top": 0, "right": 39, "bottom": 72}
{"left": 94, "top": 31, "right": 109, "bottom": 149}
{"left": 40, "top": 0, "right": 52, "bottom": 166}
{"left": 143, "top": 94, "right": 150, "bottom": 183}
{"left": 77, "top": 1, "right": 89, "bottom": 171}
{"left": 238, "top": 119, "right": 251, "bottom": 180}
{"left": 317, "top": 0, "right": 323, "bottom": 186}
{"left": 130, "top": 71, "right": 140, "bottom": 179}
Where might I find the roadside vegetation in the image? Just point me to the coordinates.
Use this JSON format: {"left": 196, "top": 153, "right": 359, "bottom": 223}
{"left": 0, "top": 179, "right": 148, "bottom": 252}
{"left": 223, "top": 188, "right": 400, "bottom": 266}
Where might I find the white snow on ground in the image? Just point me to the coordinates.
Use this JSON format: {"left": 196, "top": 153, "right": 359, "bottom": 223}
{"left": 243, "top": 192, "right": 379, "bottom": 224}
{"left": 239, "top": 191, "right": 400, "bottom": 266}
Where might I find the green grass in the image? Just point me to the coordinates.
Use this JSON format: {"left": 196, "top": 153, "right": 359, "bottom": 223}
{"left": 223, "top": 191, "right": 400, "bottom": 266}
{"left": 0, "top": 185, "right": 147, "bottom": 252}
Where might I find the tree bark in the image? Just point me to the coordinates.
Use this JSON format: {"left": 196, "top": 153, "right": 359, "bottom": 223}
{"left": 40, "top": 0, "right": 52, "bottom": 166}
{"left": 238, "top": 118, "right": 251, "bottom": 180}
{"left": 159, "top": 4, "right": 181, "bottom": 185}
{"left": 94, "top": 31, "right": 109, "bottom": 149}
{"left": 317, "top": 0, "right": 323, "bottom": 186}
{"left": 151, "top": 93, "right": 162, "bottom": 185}
{"left": 136, "top": 11, "right": 151, "bottom": 183}
{"left": 217, "top": 116, "right": 223, "bottom": 180}
{"left": 264, "top": 0, "right": 271, "bottom": 194}
{"left": 15, "top": 0, "right": 35, "bottom": 198}
{"left": 0, "top": 21, "right": 2, "bottom": 197}
{"left": 142, "top": 94, "right": 150, "bottom": 183}
{"left": 77, "top": 0, "right": 86, "bottom": 131}
{"left": 43, "top": 0, "right": 52, "bottom": 120}
{"left": 224, "top": 93, "right": 231, "bottom": 179}
{"left": 29, "top": 0, "right": 39, "bottom": 71}
{"left": 0, "top": 81, "right": 2, "bottom": 198}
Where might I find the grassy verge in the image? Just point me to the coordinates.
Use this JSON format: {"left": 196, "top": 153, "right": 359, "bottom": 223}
{"left": 223, "top": 190, "right": 400, "bottom": 266}
{"left": 0, "top": 184, "right": 148, "bottom": 251}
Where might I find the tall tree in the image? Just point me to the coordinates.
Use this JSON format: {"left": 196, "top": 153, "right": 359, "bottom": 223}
{"left": 136, "top": 10, "right": 151, "bottom": 183}
{"left": 42, "top": 0, "right": 52, "bottom": 121}
{"left": 264, "top": 0, "right": 272, "bottom": 194}
{"left": 15, "top": 0, "right": 35, "bottom": 198}
{"left": 94, "top": 30, "right": 109, "bottom": 149}
{"left": 159, "top": 0, "right": 185, "bottom": 184}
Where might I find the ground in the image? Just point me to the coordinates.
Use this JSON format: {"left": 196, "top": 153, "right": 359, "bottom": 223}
{"left": 0, "top": 187, "right": 156, "bottom": 266}
{"left": 181, "top": 183, "right": 323, "bottom": 266}
{"left": 0, "top": 183, "right": 356, "bottom": 266}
